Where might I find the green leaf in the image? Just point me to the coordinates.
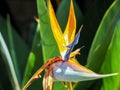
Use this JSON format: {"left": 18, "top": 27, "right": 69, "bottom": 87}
{"left": 0, "top": 15, "right": 29, "bottom": 87}
{"left": 35, "top": 0, "right": 64, "bottom": 90}
{"left": 22, "top": 0, "right": 60, "bottom": 89}
{"left": 79, "top": 0, "right": 114, "bottom": 65}
{"left": 87, "top": 0, "right": 120, "bottom": 75}
{"left": 74, "top": 0, "right": 120, "bottom": 89}
{"left": 100, "top": 17, "right": 120, "bottom": 90}
{"left": 37, "top": 0, "right": 59, "bottom": 62}
{"left": 6, "top": 16, "right": 21, "bottom": 84}
{"left": 22, "top": 24, "right": 44, "bottom": 90}
{"left": 0, "top": 32, "right": 20, "bottom": 90}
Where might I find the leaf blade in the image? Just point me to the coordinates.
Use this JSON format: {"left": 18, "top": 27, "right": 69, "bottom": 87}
{"left": 100, "top": 17, "right": 120, "bottom": 90}
{"left": 0, "top": 32, "right": 21, "bottom": 90}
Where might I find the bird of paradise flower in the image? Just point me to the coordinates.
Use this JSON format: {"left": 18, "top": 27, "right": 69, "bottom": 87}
{"left": 22, "top": 0, "right": 118, "bottom": 90}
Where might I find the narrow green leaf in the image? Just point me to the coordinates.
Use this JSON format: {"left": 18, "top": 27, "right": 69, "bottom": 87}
{"left": 0, "top": 33, "right": 21, "bottom": 90}
{"left": 6, "top": 16, "right": 21, "bottom": 84}
{"left": 0, "top": 15, "right": 29, "bottom": 86}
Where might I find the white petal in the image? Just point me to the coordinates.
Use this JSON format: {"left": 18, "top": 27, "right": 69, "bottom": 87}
{"left": 52, "top": 61, "right": 118, "bottom": 82}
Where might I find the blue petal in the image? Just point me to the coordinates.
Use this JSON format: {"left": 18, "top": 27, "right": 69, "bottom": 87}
{"left": 63, "top": 29, "right": 81, "bottom": 60}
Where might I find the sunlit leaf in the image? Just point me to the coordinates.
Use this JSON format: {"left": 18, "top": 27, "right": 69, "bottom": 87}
{"left": 100, "top": 17, "right": 120, "bottom": 90}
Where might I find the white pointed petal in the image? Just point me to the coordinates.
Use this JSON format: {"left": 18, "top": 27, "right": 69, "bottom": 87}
{"left": 52, "top": 61, "right": 118, "bottom": 82}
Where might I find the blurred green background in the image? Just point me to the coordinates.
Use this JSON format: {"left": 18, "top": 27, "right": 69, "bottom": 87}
{"left": 0, "top": 0, "right": 120, "bottom": 90}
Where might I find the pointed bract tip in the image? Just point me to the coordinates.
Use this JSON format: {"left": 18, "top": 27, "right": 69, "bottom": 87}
{"left": 99, "top": 73, "right": 118, "bottom": 78}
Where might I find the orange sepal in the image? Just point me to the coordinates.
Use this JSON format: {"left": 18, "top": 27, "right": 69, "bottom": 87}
{"left": 64, "top": 0, "right": 76, "bottom": 44}
{"left": 48, "top": 0, "right": 67, "bottom": 53}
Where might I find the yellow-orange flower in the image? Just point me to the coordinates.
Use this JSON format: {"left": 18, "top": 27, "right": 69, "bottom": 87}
{"left": 48, "top": 0, "right": 77, "bottom": 60}
{"left": 22, "top": 0, "right": 118, "bottom": 90}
